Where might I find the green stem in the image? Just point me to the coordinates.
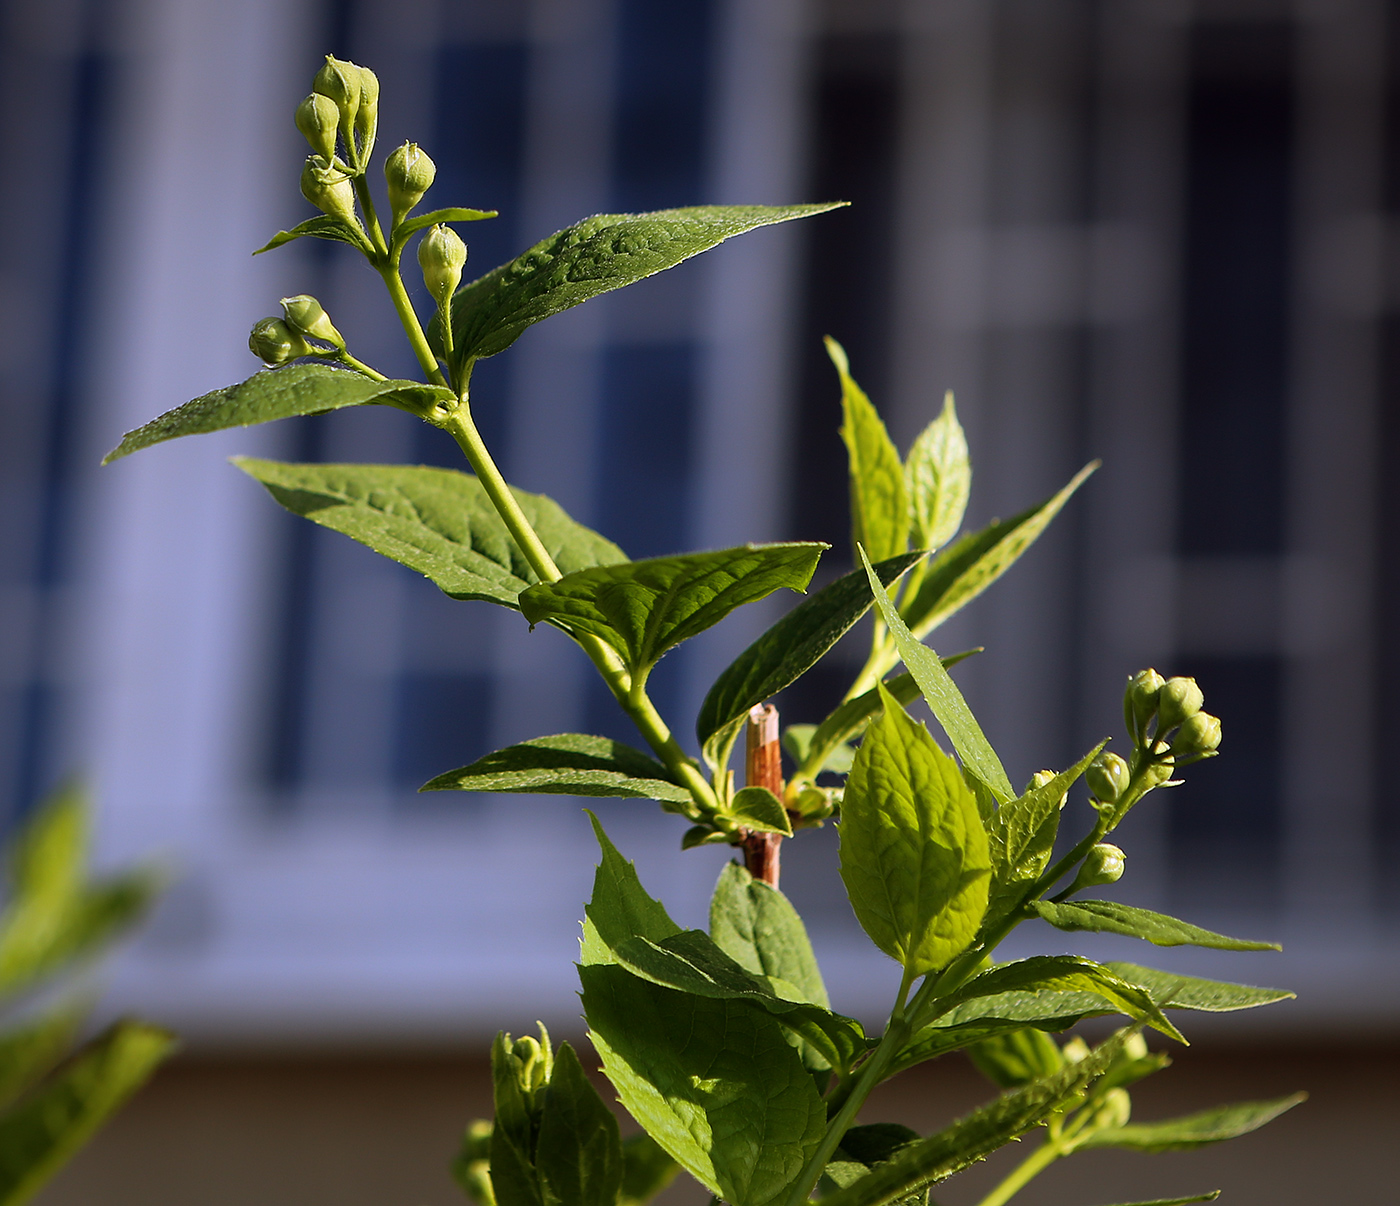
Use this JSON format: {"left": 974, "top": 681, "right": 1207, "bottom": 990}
{"left": 973, "top": 1135, "right": 1063, "bottom": 1206}
{"left": 380, "top": 266, "right": 449, "bottom": 389}
{"left": 352, "top": 174, "right": 389, "bottom": 259}
{"left": 331, "top": 351, "right": 386, "bottom": 380}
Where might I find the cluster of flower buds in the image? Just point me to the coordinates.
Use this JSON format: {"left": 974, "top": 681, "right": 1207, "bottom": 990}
{"left": 297, "top": 55, "right": 379, "bottom": 173}
{"left": 1123, "top": 667, "right": 1221, "bottom": 762}
{"left": 385, "top": 142, "right": 437, "bottom": 229}
{"left": 248, "top": 295, "right": 345, "bottom": 367}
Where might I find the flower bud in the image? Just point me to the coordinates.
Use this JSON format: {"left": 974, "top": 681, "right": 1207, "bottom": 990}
{"left": 1121, "top": 1032, "right": 1149, "bottom": 1062}
{"left": 385, "top": 142, "right": 437, "bottom": 227}
{"left": 295, "top": 93, "right": 340, "bottom": 163}
{"left": 1077, "top": 842, "right": 1126, "bottom": 888}
{"left": 1124, "top": 668, "right": 1165, "bottom": 736}
{"left": 1024, "top": 769, "right": 1068, "bottom": 810}
{"left": 280, "top": 294, "right": 344, "bottom": 347}
{"left": 312, "top": 54, "right": 362, "bottom": 130}
{"left": 1156, "top": 676, "right": 1204, "bottom": 732}
{"left": 419, "top": 223, "right": 467, "bottom": 303}
{"left": 1061, "top": 1037, "right": 1089, "bottom": 1064}
{"left": 1086, "top": 751, "right": 1130, "bottom": 804}
{"left": 1171, "top": 711, "right": 1221, "bottom": 756}
{"left": 1090, "top": 1087, "right": 1132, "bottom": 1131}
{"left": 453, "top": 1119, "right": 493, "bottom": 1206}
{"left": 353, "top": 65, "right": 379, "bottom": 161}
{"left": 300, "top": 156, "right": 359, "bottom": 227}
{"left": 249, "top": 317, "right": 311, "bottom": 366}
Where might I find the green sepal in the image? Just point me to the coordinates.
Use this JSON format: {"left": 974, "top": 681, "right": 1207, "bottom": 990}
{"left": 838, "top": 684, "right": 991, "bottom": 978}
{"left": 253, "top": 214, "right": 370, "bottom": 255}
{"left": 827, "top": 338, "right": 908, "bottom": 563}
{"left": 103, "top": 365, "right": 456, "bottom": 464}
{"left": 440, "top": 204, "right": 845, "bottom": 364}
{"left": 420, "top": 734, "right": 691, "bottom": 808}
{"left": 901, "top": 462, "right": 1097, "bottom": 638}
{"left": 520, "top": 544, "right": 825, "bottom": 675}
{"left": 696, "top": 552, "right": 922, "bottom": 754}
{"left": 234, "top": 460, "right": 625, "bottom": 609}
{"left": 392, "top": 207, "right": 499, "bottom": 242}
{"left": 618, "top": 1134, "right": 679, "bottom": 1206}
{"left": 1077, "top": 1094, "right": 1305, "bottom": 1152}
{"left": 728, "top": 787, "right": 792, "bottom": 836}
{"left": 1030, "top": 899, "right": 1282, "bottom": 951}
{"left": 0, "top": 1022, "right": 175, "bottom": 1206}
{"left": 859, "top": 546, "right": 1014, "bottom": 803}
{"left": 818, "top": 1029, "right": 1140, "bottom": 1206}
{"left": 904, "top": 391, "right": 970, "bottom": 552}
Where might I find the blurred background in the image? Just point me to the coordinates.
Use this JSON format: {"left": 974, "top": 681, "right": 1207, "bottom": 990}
{"left": 0, "top": 0, "right": 1396, "bottom": 1201}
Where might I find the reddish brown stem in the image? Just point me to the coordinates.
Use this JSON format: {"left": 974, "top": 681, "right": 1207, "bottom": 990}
{"left": 743, "top": 703, "right": 785, "bottom": 887}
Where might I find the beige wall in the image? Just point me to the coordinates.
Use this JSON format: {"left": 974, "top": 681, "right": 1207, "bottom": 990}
{"left": 35, "top": 1040, "right": 1397, "bottom": 1206}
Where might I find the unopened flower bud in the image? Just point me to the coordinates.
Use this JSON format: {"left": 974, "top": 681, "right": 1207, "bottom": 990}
{"left": 1124, "top": 668, "right": 1166, "bottom": 736}
{"left": 1086, "top": 751, "right": 1130, "bottom": 804}
{"left": 1157, "top": 676, "right": 1204, "bottom": 732}
{"left": 300, "top": 156, "right": 358, "bottom": 227}
{"left": 280, "top": 294, "right": 343, "bottom": 347}
{"left": 249, "top": 317, "right": 311, "bottom": 366}
{"left": 1121, "top": 1032, "right": 1149, "bottom": 1062}
{"left": 385, "top": 142, "right": 437, "bottom": 227}
{"left": 1024, "top": 769, "right": 1068, "bottom": 810}
{"left": 1090, "top": 1087, "right": 1132, "bottom": 1131}
{"left": 1077, "top": 843, "right": 1126, "bottom": 888}
{"left": 295, "top": 93, "right": 340, "bottom": 163}
{"left": 1061, "top": 1037, "right": 1089, "bottom": 1064}
{"left": 313, "top": 54, "right": 362, "bottom": 132}
{"left": 353, "top": 65, "right": 379, "bottom": 161}
{"left": 1171, "top": 711, "right": 1221, "bottom": 756}
{"left": 419, "top": 223, "right": 467, "bottom": 303}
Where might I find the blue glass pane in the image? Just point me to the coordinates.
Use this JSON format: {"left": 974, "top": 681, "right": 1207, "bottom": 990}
{"left": 393, "top": 671, "right": 495, "bottom": 794}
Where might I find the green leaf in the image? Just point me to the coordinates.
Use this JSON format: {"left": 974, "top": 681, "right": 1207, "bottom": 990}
{"left": 445, "top": 205, "right": 845, "bottom": 362}
{"left": 420, "top": 734, "right": 690, "bottom": 806}
{"left": 824, "top": 1125, "right": 924, "bottom": 1206}
{"left": 0, "top": 1021, "right": 174, "bottom": 1206}
{"left": 696, "top": 552, "right": 923, "bottom": 753}
{"left": 234, "top": 459, "right": 626, "bottom": 609}
{"left": 535, "top": 1042, "right": 623, "bottom": 1206}
{"left": 1105, "top": 963, "right": 1294, "bottom": 1011}
{"left": 827, "top": 338, "right": 908, "bottom": 563}
{"left": 1030, "top": 900, "right": 1281, "bottom": 952}
{"left": 729, "top": 787, "right": 793, "bottom": 836}
{"left": 1085, "top": 1195, "right": 1220, "bottom": 1206}
{"left": 819, "top": 1029, "right": 1137, "bottom": 1206}
{"left": 839, "top": 685, "right": 991, "bottom": 978}
{"left": 580, "top": 814, "right": 682, "bottom": 968}
{"left": 709, "top": 862, "right": 829, "bottom": 1009}
{"left": 253, "top": 214, "right": 369, "bottom": 255}
{"left": 905, "top": 392, "right": 970, "bottom": 552}
{"left": 1078, "top": 1094, "right": 1306, "bottom": 1152}
{"left": 859, "top": 547, "right": 1014, "bottom": 803}
{"left": 580, "top": 963, "right": 826, "bottom": 1206}
{"left": 393, "top": 207, "right": 499, "bottom": 241}
{"left": 520, "top": 544, "right": 825, "bottom": 675}
{"left": 933, "top": 956, "right": 1184, "bottom": 1043}
{"left": 0, "top": 1010, "right": 84, "bottom": 1112}
{"left": 982, "top": 745, "right": 1106, "bottom": 929}
{"left": 902, "top": 462, "right": 1098, "bottom": 638}
{"left": 966, "top": 1027, "right": 1064, "bottom": 1089}
{"left": 103, "top": 365, "right": 456, "bottom": 464}
{"left": 619, "top": 1134, "right": 679, "bottom": 1206}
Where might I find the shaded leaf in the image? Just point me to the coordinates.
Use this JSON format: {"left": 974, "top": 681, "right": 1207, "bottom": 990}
{"left": 0, "top": 1022, "right": 174, "bottom": 1206}
{"left": 966, "top": 1028, "right": 1064, "bottom": 1089}
{"left": 446, "top": 205, "right": 844, "bottom": 362}
{"left": 905, "top": 392, "right": 970, "bottom": 552}
{"left": 819, "top": 1030, "right": 1137, "bottom": 1206}
{"left": 253, "top": 214, "right": 369, "bottom": 255}
{"left": 1031, "top": 900, "right": 1281, "bottom": 952}
{"left": 619, "top": 1134, "right": 679, "bottom": 1206}
{"left": 902, "top": 463, "right": 1098, "bottom": 637}
{"left": 729, "top": 787, "right": 792, "bottom": 836}
{"left": 393, "top": 207, "right": 499, "bottom": 241}
{"left": 234, "top": 460, "right": 626, "bottom": 608}
{"left": 709, "top": 862, "right": 829, "bottom": 1009}
{"left": 1105, "top": 963, "right": 1294, "bottom": 1012}
{"left": 420, "top": 734, "right": 690, "bottom": 806}
{"left": 860, "top": 547, "right": 1014, "bottom": 802}
{"left": 536, "top": 1042, "right": 623, "bottom": 1206}
{"left": 696, "top": 552, "right": 922, "bottom": 752}
{"left": 827, "top": 338, "right": 908, "bottom": 563}
{"left": 839, "top": 685, "right": 990, "bottom": 978}
{"left": 0, "top": 1010, "right": 84, "bottom": 1112}
{"left": 103, "top": 365, "right": 455, "bottom": 464}
{"left": 581, "top": 964, "right": 826, "bottom": 1206}
{"left": 825, "top": 1125, "right": 925, "bottom": 1206}
{"left": 520, "top": 544, "right": 825, "bottom": 674}
{"left": 1078, "top": 1094, "right": 1305, "bottom": 1152}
